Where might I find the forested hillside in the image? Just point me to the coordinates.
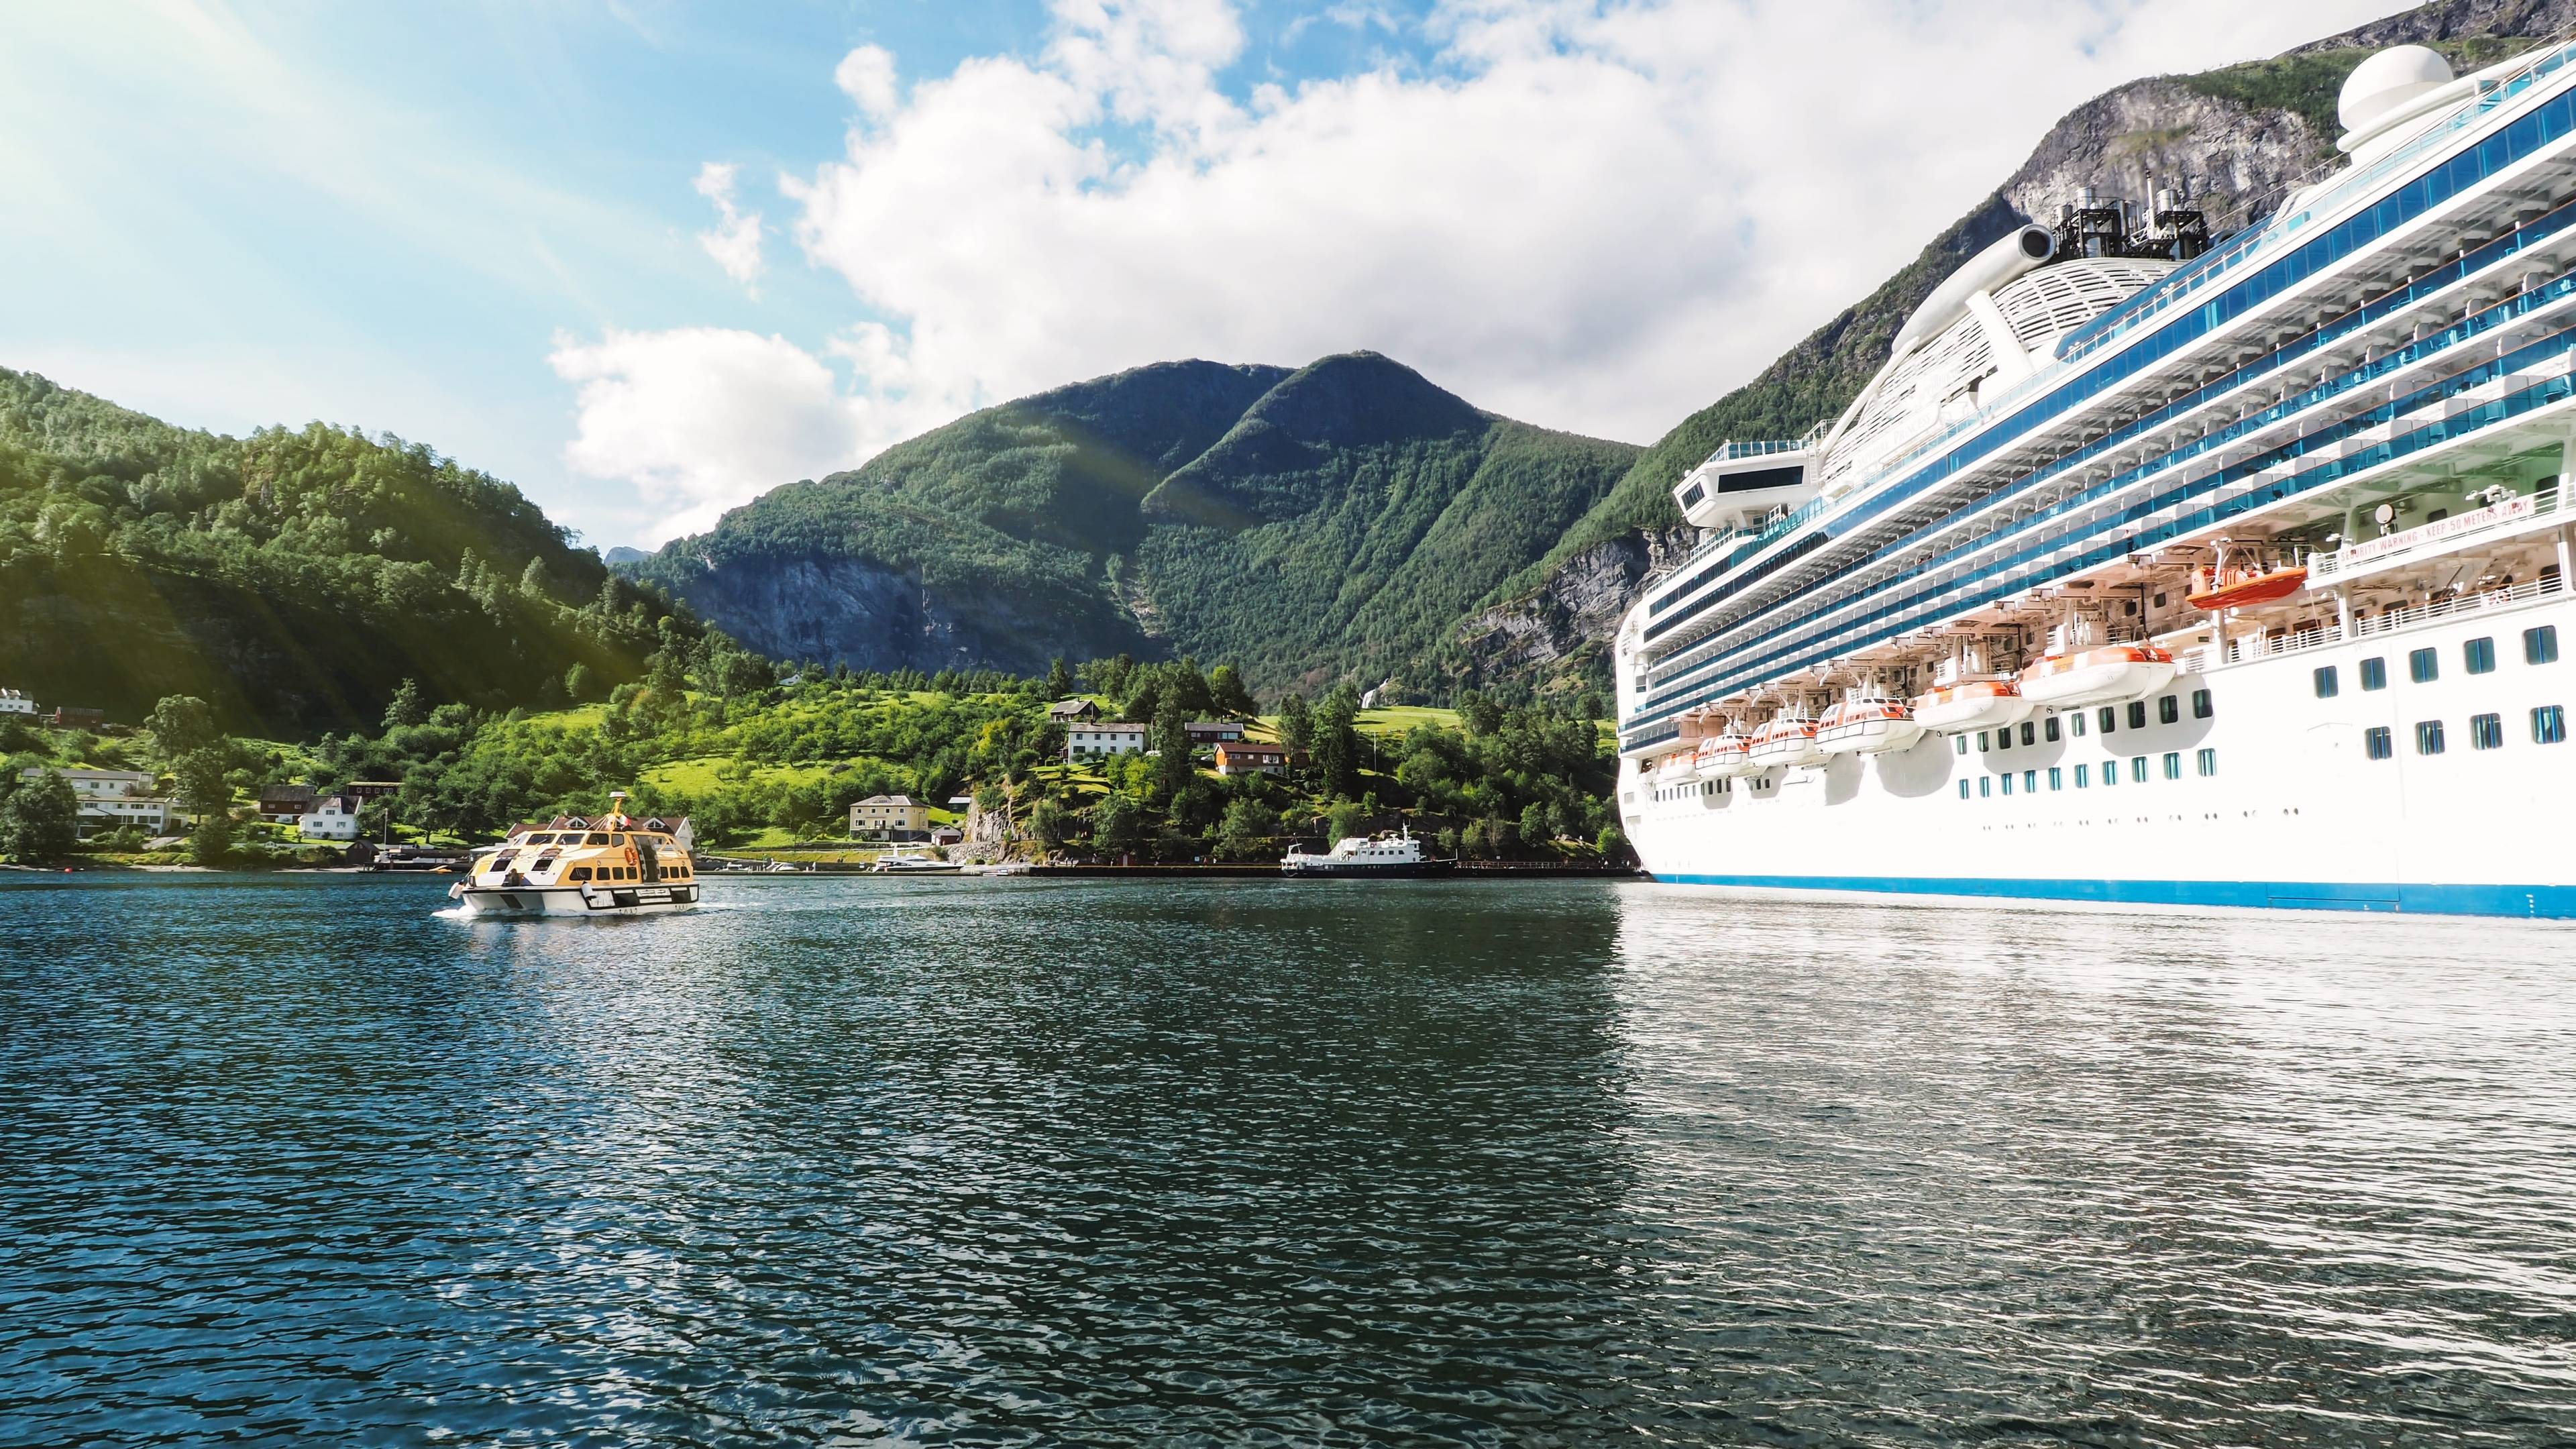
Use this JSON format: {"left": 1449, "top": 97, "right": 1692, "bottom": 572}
{"left": 632, "top": 354, "right": 1637, "bottom": 699}
{"left": 0, "top": 368, "right": 695, "bottom": 731}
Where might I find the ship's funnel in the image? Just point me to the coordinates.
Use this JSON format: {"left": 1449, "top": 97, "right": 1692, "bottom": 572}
{"left": 1890, "top": 225, "right": 2057, "bottom": 357}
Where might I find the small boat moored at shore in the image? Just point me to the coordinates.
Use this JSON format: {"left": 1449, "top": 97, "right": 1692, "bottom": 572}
{"left": 871, "top": 849, "right": 963, "bottom": 874}
{"left": 1282, "top": 828, "right": 1453, "bottom": 877}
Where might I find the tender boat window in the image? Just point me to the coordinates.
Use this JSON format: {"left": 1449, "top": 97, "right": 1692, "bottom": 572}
{"left": 2470, "top": 712, "right": 2504, "bottom": 750}
{"left": 2192, "top": 689, "right": 2212, "bottom": 719}
{"left": 570, "top": 867, "right": 591, "bottom": 881}
{"left": 2314, "top": 666, "right": 2339, "bottom": 698}
{"left": 2365, "top": 727, "right": 2394, "bottom": 761}
{"left": 2044, "top": 716, "right": 2061, "bottom": 743}
{"left": 2534, "top": 705, "right": 2567, "bottom": 744}
{"left": 2196, "top": 748, "right": 2216, "bottom": 777}
{"left": 586, "top": 833, "right": 611, "bottom": 845}
{"left": 2465, "top": 637, "right": 2497, "bottom": 675}
{"left": 2416, "top": 720, "right": 2446, "bottom": 755}
{"left": 2162, "top": 751, "right": 2181, "bottom": 780}
{"left": 2158, "top": 695, "right": 2179, "bottom": 725}
{"left": 2097, "top": 706, "right": 2116, "bottom": 735}
{"left": 2409, "top": 647, "right": 2438, "bottom": 684}
{"left": 2525, "top": 625, "right": 2559, "bottom": 665}
{"left": 2361, "top": 657, "right": 2388, "bottom": 691}
{"left": 2049, "top": 767, "right": 2062, "bottom": 790}
{"left": 2126, "top": 701, "right": 2147, "bottom": 731}
{"left": 2130, "top": 756, "right": 2148, "bottom": 783}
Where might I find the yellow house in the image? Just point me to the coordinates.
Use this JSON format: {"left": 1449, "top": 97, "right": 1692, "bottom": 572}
{"left": 849, "top": 794, "right": 931, "bottom": 840}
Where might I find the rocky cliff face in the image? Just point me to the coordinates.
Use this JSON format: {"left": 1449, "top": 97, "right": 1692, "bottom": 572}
{"left": 669, "top": 552, "right": 1110, "bottom": 677}
{"left": 1451, "top": 0, "right": 2575, "bottom": 700}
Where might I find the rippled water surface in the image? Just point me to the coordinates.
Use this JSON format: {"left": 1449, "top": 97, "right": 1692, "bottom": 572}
{"left": 3, "top": 875, "right": 2575, "bottom": 1446}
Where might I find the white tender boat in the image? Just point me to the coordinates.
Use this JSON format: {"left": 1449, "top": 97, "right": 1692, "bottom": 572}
{"left": 872, "top": 849, "right": 962, "bottom": 874}
{"left": 1748, "top": 716, "right": 1827, "bottom": 769}
{"left": 1282, "top": 828, "right": 1452, "bottom": 877}
{"left": 2018, "top": 643, "right": 2179, "bottom": 709}
{"left": 447, "top": 793, "right": 700, "bottom": 917}
{"left": 1817, "top": 698, "right": 1924, "bottom": 755}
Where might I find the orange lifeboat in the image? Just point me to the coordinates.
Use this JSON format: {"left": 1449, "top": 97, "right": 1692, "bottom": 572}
{"left": 2019, "top": 643, "right": 2178, "bottom": 709}
{"left": 1817, "top": 698, "right": 1925, "bottom": 756}
{"left": 1693, "top": 731, "right": 1755, "bottom": 779}
{"left": 1749, "top": 716, "right": 1827, "bottom": 769}
{"left": 1911, "top": 677, "right": 2032, "bottom": 734}
{"left": 2188, "top": 564, "right": 2307, "bottom": 611}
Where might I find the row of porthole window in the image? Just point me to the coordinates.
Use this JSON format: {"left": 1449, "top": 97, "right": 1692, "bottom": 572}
{"left": 2364, "top": 706, "right": 2567, "bottom": 757}
{"left": 1956, "top": 689, "right": 2214, "bottom": 756}
{"left": 2316, "top": 625, "right": 2557, "bottom": 697}
{"left": 1654, "top": 777, "right": 1768, "bottom": 802}
{"left": 1959, "top": 749, "right": 2216, "bottom": 798}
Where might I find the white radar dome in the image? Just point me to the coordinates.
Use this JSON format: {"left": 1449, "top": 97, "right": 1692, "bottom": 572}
{"left": 2339, "top": 45, "right": 2455, "bottom": 133}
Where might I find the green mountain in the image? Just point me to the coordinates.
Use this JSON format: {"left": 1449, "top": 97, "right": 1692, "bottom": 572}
{"left": 0, "top": 368, "right": 694, "bottom": 732}
{"left": 631, "top": 352, "right": 1638, "bottom": 697}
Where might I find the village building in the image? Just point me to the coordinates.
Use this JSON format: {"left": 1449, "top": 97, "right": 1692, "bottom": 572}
{"left": 1184, "top": 720, "right": 1246, "bottom": 745}
{"left": 1046, "top": 698, "right": 1100, "bottom": 723}
{"left": 258, "top": 784, "right": 319, "bottom": 822}
{"left": 849, "top": 794, "right": 930, "bottom": 840}
{"left": 1214, "top": 741, "right": 1290, "bottom": 777}
{"left": 48, "top": 706, "right": 104, "bottom": 729}
{"left": 21, "top": 767, "right": 178, "bottom": 839}
{"left": 1065, "top": 722, "right": 1149, "bottom": 760}
{"left": 0, "top": 688, "right": 34, "bottom": 716}
{"left": 298, "top": 794, "right": 364, "bottom": 841}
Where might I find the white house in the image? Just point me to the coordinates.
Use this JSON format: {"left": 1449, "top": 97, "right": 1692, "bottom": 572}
{"left": 18, "top": 767, "right": 175, "bottom": 839}
{"left": 849, "top": 795, "right": 930, "bottom": 840}
{"left": 299, "top": 794, "right": 364, "bottom": 841}
{"left": 0, "top": 688, "right": 34, "bottom": 716}
{"left": 1066, "top": 722, "right": 1149, "bottom": 760}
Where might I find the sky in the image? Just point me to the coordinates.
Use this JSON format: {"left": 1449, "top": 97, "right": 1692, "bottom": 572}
{"left": 0, "top": 0, "right": 2414, "bottom": 553}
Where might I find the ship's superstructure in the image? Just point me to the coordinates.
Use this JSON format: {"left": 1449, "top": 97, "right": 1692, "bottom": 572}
{"left": 1614, "top": 42, "right": 2576, "bottom": 916}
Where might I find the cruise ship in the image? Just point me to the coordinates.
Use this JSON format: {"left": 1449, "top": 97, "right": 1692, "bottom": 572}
{"left": 1613, "top": 42, "right": 2576, "bottom": 918}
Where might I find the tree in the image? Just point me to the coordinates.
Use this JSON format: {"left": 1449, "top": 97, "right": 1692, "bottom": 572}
{"left": 173, "top": 749, "right": 233, "bottom": 865}
{"left": 564, "top": 662, "right": 594, "bottom": 702}
{"left": 1208, "top": 663, "right": 1256, "bottom": 717}
{"left": 1153, "top": 696, "right": 1193, "bottom": 800}
{"left": 1460, "top": 690, "right": 1505, "bottom": 736}
{"left": 1091, "top": 791, "right": 1143, "bottom": 859}
{"left": 1314, "top": 685, "right": 1362, "bottom": 796}
{"left": 1324, "top": 798, "right": 1366, "bottom": 845}
{"left": 1029, "top": 796, "right": 1073, "bottom": 857}
{"left": 1519, "top": 800, "right": 1555, "bottom": 850}
{"left": 0, "top": 769, "right": 77, "bottom": 862}
{"left": 1278, "top": 692, "right": 1311, "bottom": 753}
{"left": 1215, "top": 797, "right": 1279, "bottom": 861}
{"left": 146, "top": 694, "right": 221, "bottom": 762}
{"left": 1596, "top": 824, "right": 1630, "bottom": 863}
{"left": 1046, "top": 657, "right": 1074, "bottom": 700}
{"left": 382, "top": 678, "right": 429, "bottom": 730}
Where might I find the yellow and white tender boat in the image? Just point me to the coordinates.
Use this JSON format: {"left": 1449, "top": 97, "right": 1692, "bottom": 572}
{"left": 446, "top": 793, "right": 701, "bottom": 917}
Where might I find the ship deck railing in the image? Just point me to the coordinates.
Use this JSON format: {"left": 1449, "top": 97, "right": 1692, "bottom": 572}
{"left": 2172, "top": 574, "right": 2569, "bottom": 673}
{"left": 2308, "top": 485, "right": 2567, "bottom": 586}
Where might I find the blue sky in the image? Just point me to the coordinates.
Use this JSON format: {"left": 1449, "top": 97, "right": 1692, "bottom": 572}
{"left": 1, "top": 0, "right": 2401, "bottom": 551}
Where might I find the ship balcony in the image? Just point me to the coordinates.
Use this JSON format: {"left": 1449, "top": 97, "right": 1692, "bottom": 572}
{"left": 1674, "top": 439, "right": 1822, "bottom": 531}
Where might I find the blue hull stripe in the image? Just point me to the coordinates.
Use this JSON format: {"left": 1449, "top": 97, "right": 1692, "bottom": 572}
{"left": 1651, "top": 873, "right": 2576, "bottom": 918}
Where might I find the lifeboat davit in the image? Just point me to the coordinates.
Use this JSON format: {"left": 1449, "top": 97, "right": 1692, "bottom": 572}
{"left": 1694, "top": 732, "right": 1756, "bottom": 779}
{"left": 1749, "top": 717, "right": 1827, "bottom": 769}
{"left": 2019, "top": 643, "right": 2177, "bottom": 709}
{"left": 1817, "top": 698, "right": 1925, "bottom": 755}
{"left": 2188, "top": 565, "right": 2308, "bottom": 611}
{"left": 1911, "top": 677, "right": 2033, "bottom": 734}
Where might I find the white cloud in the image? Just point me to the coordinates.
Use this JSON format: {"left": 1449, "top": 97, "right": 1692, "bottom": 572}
{"left": 692, "top": 160, "right": 763, "bottom": 292}
{"left": 570, "top": 0, "right": 2406, "bottom": 545}
{"left": 834, "top": 44, "right": 902, "bottom": 121}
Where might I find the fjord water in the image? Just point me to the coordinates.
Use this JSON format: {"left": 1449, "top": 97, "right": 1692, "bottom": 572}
{"left": 3, "top": 877, "right": 2571, "bottom": 1446}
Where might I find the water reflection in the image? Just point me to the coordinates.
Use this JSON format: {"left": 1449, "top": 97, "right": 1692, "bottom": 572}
{"left": 1, "top": 874, "right": 2570, "bottom": 1444}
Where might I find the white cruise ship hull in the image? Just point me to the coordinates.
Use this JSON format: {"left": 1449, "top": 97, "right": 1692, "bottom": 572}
{"left": 1628, "top": 590, "right": 2576, "bottom": 916}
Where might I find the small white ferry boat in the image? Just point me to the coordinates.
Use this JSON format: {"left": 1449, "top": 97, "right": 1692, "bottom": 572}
{"left": 1281, "top": 827, "right": 1452, "bottom": 877}
{"left": 447, "top": 794, "right": 701, "bottom": 916}
{"left": 871, "top": 849, "right": 962, "bottom": 874}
